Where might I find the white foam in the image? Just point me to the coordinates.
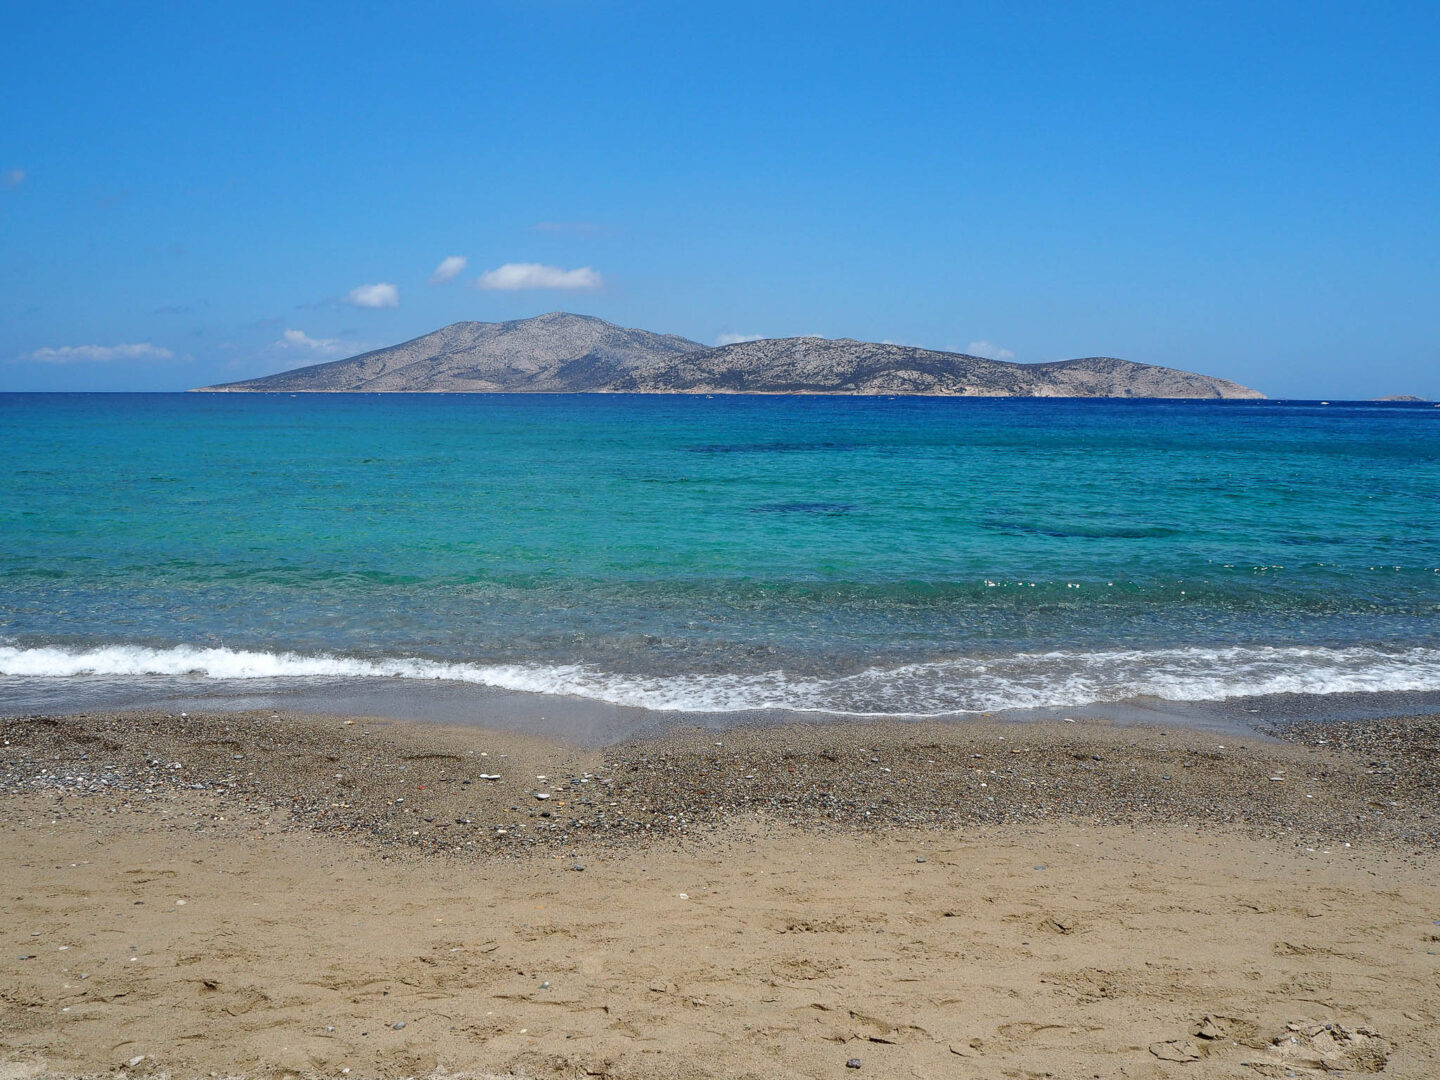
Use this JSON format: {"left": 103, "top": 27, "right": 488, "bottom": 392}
{"left": 4, "top": 641, "right": 1440, "bottom": 715}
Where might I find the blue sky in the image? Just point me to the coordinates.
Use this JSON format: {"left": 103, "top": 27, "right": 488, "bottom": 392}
{"left": 2, "top": 1, "right": 1436, "bottom": 397}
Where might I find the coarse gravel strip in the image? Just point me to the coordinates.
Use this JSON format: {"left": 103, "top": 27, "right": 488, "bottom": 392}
{"left": 2, "top": 709, "right": 1435, "bottom": 855}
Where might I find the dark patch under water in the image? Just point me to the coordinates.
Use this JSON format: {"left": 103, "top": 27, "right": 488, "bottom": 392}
{"left": 751, "top": 502, "right": 856, "bottom": 515}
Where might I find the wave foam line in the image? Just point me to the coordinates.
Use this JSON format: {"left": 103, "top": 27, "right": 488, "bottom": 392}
{"left": 4, "top": 642, "right": 1440, "bottom": 715}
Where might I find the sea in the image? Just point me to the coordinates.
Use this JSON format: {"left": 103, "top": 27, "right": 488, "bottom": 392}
{"left": 2, "top": 393, "right": 1437, "bottom": 741}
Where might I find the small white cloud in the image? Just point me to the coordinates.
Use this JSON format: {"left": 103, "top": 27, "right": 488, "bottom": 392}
{"left": 283, "top": 329, "right": 324, "bottom": 348}
{"left": 716, "top": 332, "right": 765, "bottom": 346}
{"left": 345, "top": 282, "right": 400, "bottom": 308}
{"left": 3, "top": 168, "right": 24, "bottom": 188}
{"left": 967, "top": 340, "right": 1015, "bottom": 361}
{"left": 880, "top": 338, "right": 925, "bottom": 348}
{"left": 475, "top": 263, "right": 602, "bottom": 291}
{"left": 278, "top": 329, "right": 367, "bottom": 358}
{"left": 20, "top": 342, "right": 175, "bottom": 364}
{"left": 429, "top": 255, "right": 467, "bottom": 284}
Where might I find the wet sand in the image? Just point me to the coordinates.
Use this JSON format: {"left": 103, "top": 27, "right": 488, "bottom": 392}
{"left": 2, "top": 710, "right": 1438, "bottom": 1078}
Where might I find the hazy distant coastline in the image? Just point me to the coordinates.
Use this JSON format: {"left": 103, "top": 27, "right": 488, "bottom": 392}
{"left": 195, "top": 312, "right": 1264, "bottom": 399}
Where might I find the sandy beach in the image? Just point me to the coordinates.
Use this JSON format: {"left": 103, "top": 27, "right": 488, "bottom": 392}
{"left": 2, "top": 709, "right": 1438, "bottom": 1079}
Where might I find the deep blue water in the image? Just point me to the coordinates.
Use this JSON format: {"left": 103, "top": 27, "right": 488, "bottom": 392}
{"left": 1, "top": 393, "right": 1437, "bottom": 716}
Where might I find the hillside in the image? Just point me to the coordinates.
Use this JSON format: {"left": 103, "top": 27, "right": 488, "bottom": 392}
{"left": 613, "top": 336, "right": 1262, "bottom": 397}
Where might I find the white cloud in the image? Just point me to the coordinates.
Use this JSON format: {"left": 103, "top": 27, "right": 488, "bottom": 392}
{"left": 716, "top": 332, "right": 765, "bottom": 346}
{"left": 429, "top": 255, "right": 467, "bottom": 284}
{"left": 3, "top": 168, "right": 24, "bottom": 188}
{"left": 967, "top": 340, "right": 1016, "bottom": 361}
{"left": 345, "top": 282, "right": 400, "bottom": 308}
{"left": 278, "top": 329, "right": 369, "bottom": 358}
{"left": 20, "top": 342, "right": 175, "bottom": 364}
{"left": 881, "top": 338, "right": 925, "bottom": 348}
{"left": 475, "top": 263, "right": 602, "bottom": 291}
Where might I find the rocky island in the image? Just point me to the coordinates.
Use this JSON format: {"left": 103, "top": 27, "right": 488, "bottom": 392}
{"left": 196, "top": 312, "right": 1264, "bottom": 398}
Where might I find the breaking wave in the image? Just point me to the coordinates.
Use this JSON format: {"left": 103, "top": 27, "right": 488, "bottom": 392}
{"left": 3, "top": 641, "right": 1440, "bottom": 716}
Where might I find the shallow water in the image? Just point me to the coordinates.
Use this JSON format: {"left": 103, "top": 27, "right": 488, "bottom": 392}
{"left": 1, "top": 393, "right": 1437, "bottom": 723}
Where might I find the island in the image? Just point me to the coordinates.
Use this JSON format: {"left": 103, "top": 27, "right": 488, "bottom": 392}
{"left": 195, "top": 312, "right": 1265, "bottom": 398}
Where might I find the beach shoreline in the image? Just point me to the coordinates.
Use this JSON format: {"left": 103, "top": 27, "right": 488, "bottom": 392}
{"left": 8, "top": 672, "right": 1440, "bottom": 747}
{"left": 2, "top": 708, "right": 1438, "bottom": 1078}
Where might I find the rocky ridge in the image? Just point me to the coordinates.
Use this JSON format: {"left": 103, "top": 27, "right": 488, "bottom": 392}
{"left": 197, "top": 312, "right": 1264, "bottom": 398}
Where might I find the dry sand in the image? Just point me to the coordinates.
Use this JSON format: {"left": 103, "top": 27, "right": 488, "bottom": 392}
{"left": 2, "top": 710, "right": 1438, "bottom": 1079}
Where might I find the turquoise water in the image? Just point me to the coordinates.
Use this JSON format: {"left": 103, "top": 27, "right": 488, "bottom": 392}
{"left": 1, "top": 393, "right": 1438, "bottom": 716}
